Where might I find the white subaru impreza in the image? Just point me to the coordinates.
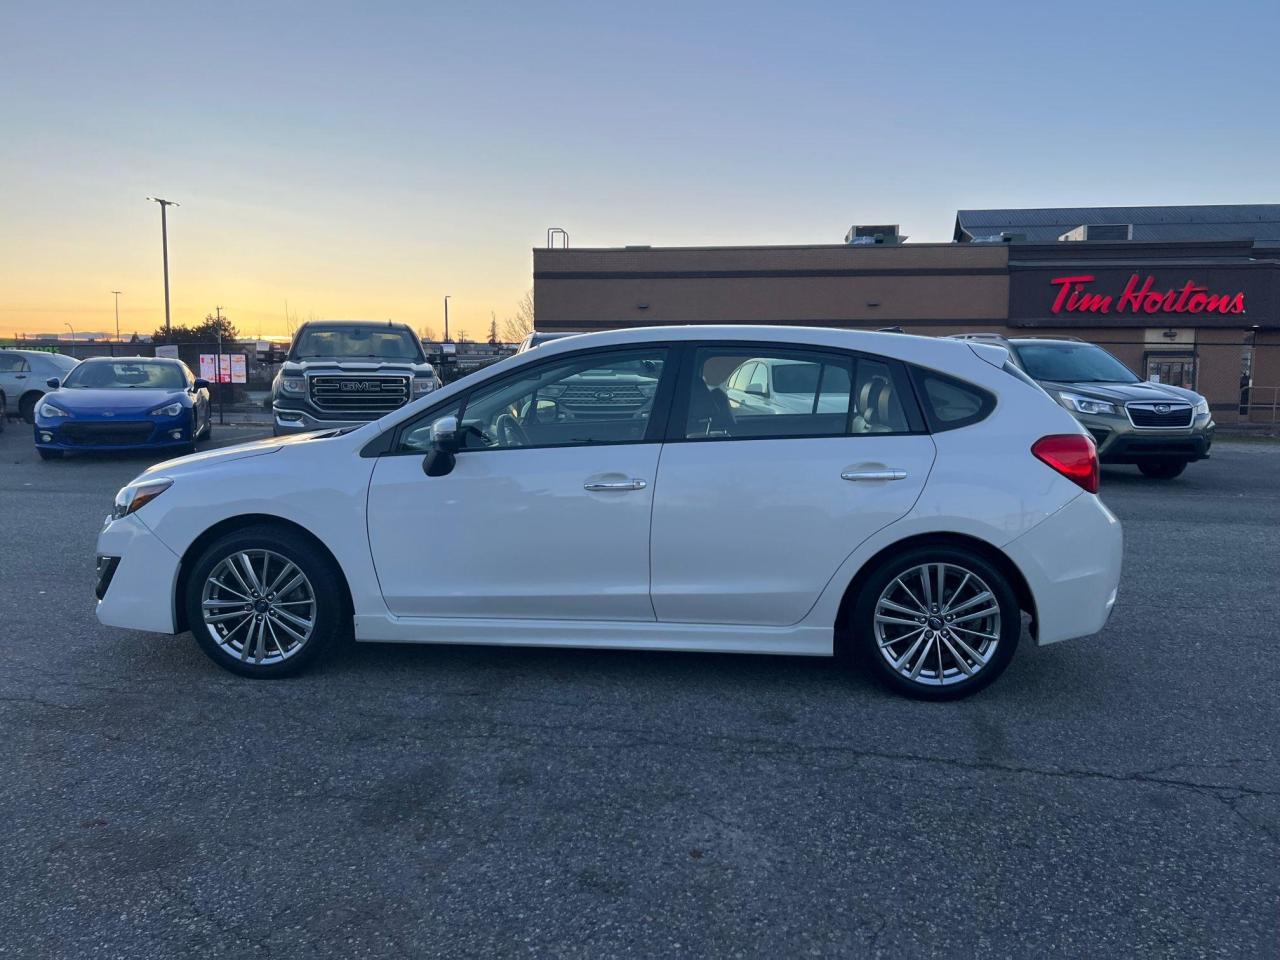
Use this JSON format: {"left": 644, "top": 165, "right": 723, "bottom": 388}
{"left": 95, "top": 326, "right": 1121, "bottom": 700}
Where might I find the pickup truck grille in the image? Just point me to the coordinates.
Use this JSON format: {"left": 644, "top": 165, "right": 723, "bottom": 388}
{"left": 309, "top": 375, "right": 410, "bottom": 414}
{"left": 559, "top": 383, "right": 647, "bottom": 411}
{"left": 1126, "top": 402, "right": 1193, "bottom": 428}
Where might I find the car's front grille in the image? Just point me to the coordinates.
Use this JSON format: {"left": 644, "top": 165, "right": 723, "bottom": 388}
{"left": 559, "top": 383, "right": 648, "bottom": 411}
{"left": 309, "top": 375, "right": 410, "bottom": 414}
{"left": 1126, "top": 402, "right": 1193, "bottom": 428}
{"left": 60, "top": 422, "right": 154, "bottom": 445}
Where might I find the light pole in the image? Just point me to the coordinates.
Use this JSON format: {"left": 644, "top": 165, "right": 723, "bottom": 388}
{"left": 146, "top": 197, "right": 179, "bottom": 336}
{"left": 111, "top": 290, "right": 122, "bottom": 343}
{"left": 443, "top": 295, "right": 451, "bottom": 341}
{"left": 64, "top": 322, "right": 76, "bottom": 357}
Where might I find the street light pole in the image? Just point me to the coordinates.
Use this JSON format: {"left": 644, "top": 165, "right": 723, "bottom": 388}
{"left": 64, "top": 322, "right": 76, "bottom": 358}
{"left": 146, "top": 197, "right": 179, "bottom": 336}
{"left": 443, "top": 295, "right": 451, "bottom": 341}
{"left": 111, "top": 290, "right": 122, "bottom": 344}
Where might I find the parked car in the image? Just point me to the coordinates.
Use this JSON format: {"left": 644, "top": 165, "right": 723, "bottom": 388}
{"left": 94, "top": 326, "right": 1121, "bottom": 700}
{"left": 34, "top": 356, "right": 211, "bottom": 459}
{"left": 516, "top": 331, "right": 577, "bottom": 353}
{"left": 271, "top": 320, "right": 438, "bottom": 436}
{"left": 952, "top": 335, "right": 1213, "bottom": 479}
{"left": 0, "top": 348, "right": 80, "bottom": 425}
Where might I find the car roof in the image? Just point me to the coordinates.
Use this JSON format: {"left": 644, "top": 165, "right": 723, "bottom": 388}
{"left": 81, "top": 354, "right": 178, "bottom": 362}
{"left": 527, "top": 324, "right": 976, "bottom": 366}
{"left": 297, "top": 320, "right": 414, "bottom": 330}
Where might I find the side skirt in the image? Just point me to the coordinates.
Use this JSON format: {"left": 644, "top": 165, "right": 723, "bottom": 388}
{"left": 353, "top": 614, "right": 833, "bottom": 657}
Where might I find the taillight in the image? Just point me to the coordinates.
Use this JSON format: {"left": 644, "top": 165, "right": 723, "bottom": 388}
{"left": 1032, "top": 434, "right": 1099, "bottom": 494}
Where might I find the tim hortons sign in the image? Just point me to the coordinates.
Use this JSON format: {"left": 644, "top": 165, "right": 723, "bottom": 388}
{"left": 1050, "top": 274, "right": 1247, "bottom": 316}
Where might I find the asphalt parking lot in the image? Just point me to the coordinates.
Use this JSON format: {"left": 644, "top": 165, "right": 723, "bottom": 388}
{"left": 1, "top": 423, "right": 1277, "bottom": 959}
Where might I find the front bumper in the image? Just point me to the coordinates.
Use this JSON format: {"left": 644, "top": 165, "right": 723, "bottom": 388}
{"left": 95, "top": 513, "right": 182, "bottom": 634}
{"left": 35, "top": 412, "right": 193, "bottom": 452}
{"left": 1073, "top": 412, "right": 1214, "bottom": 464}
{"left": 272, "top": 405, "right": 372, "bottom": 436}
{"left": 1003, "top": 493, "right": 1123, "bottom": 646}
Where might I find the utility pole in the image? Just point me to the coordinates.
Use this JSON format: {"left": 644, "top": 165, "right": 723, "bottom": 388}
{"left": 111, "top": 290, "right": 122, "bottom": 344}
{"left": 443, "top": 295, "right": 451, "bottom": 341}
{"left": 146, "top": 197, "right": 179, "bottom": 336}
{"left": 215, "top": 305, "right": 226, "bottom": 425}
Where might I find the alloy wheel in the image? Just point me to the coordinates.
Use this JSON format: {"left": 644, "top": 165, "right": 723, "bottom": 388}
{"left": 200, "top": 549, "right": 316, "bottom": 665}
{"left": 873, "top": 562, "right": 1001, "bottom": 687}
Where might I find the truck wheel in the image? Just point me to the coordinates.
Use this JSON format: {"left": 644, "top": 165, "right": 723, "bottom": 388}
{"left": 1137, "top": 459, "right": 1187, "bottom": 480}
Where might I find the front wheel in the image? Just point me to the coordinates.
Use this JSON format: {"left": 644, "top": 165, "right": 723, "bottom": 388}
{"left": 38, "top": 448, "right": 63, "bottom": 460}
{"left": 849, "top": 546, "right": 1021, "bottom": 700}
{"left": 185, "top": 526, "right": 346, "bottom": 678}
{"left": 1137, "top": 458, "right": 1187, "bottom": 480}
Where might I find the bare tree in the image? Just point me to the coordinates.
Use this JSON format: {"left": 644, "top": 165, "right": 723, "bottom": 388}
{"left": 419, "top": 325, "right": 439, "bottom": 342}
{"left": 500, "top": 289, "right": 535, "bottom": 343}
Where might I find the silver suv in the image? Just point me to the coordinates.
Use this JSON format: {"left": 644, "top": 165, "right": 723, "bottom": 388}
{"left": 271, "top": 321, "right": 439, "bottom": 435}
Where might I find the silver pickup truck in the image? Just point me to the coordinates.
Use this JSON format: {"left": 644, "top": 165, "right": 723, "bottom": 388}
{"left": 270, "top": 320, "right": 439, "bottom": 435}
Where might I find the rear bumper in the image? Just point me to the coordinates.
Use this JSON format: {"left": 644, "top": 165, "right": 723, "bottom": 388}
{"left": 94, "top": 513, "right": 182, "bottom": 634}
{"left": 1004, "top": 493, "right": 1123, "bottom": 646}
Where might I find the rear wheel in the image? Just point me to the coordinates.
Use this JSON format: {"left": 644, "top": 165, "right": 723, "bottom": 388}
{"left": 1137, "top": 458, "right": 1187, "bottom": 480}
{"left": 185, "top": 526, "right": 346, "bottom": 678}
{"left": 0, "top": 392, "right": 6, "bottom": 431}
{"left": 850, "top": 545, "right": 1020, "bottom": 700}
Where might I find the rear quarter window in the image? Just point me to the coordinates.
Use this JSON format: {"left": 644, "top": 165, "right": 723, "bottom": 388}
{"left": 910, "top": 367, "right": 995, "bottom": 432}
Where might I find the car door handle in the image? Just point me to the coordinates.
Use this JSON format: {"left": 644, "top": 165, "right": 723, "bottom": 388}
{"left": 841, "top": 469, "right": 908, "bottom": 482}
{"left": 584, "top": 479, "right": 647, "bottom": 491}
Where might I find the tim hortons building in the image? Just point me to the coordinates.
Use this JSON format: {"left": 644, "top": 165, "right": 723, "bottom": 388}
{"left": 532, "top": 205, "right": 1280, "bottom": 423}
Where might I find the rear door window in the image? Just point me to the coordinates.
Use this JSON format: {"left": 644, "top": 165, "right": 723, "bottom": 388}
{"left": 910, "top": 367, "right": 995, "bottom": 432}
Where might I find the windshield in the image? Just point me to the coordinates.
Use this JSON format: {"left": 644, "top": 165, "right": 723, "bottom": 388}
{"left": 290, "top": 325, "right": 422, "bottom": 361}
{"left": 62, "top": 360, "right": 185, "bottom": 390}
{"left": 1015, "top": 342, "right": 1139, "bottom": 384}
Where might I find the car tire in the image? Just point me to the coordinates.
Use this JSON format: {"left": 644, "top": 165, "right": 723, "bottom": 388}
{"left": 849, "top": 545, "right": 1021, "bottom": 701}
{"left": 0, "top": 393, "right": 6, "bottom": 432}
{"left": 185, "top": 525, "right": 346, "bottom": 678}
{"left": 200, "top": 416, "right": 213, "bottom": 441}
{"left": 1137, "top": 458, "right": 1187, "bottom": 480}
{"left": 19, "top": 392, "right": 39, "bottom": 424}
{"left": 37, "top": 448, "right": 62, "bottom": 460}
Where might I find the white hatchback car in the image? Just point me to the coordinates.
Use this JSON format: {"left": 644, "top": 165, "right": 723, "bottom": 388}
{"left": 95, "top": 326, "right": 1121, "bottom": 699}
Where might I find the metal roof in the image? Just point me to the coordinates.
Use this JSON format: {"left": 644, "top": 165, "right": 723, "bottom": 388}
{"left": 954, "top": 204, "right": 1280, "bottom": 243}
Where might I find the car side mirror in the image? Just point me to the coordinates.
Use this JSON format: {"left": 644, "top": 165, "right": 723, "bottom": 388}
{"left": 422, "top": 415, "right": 460, "bottom": 477}
{"left": 46, "top": 377, "right": 60, "bottom": 389}
{"left": 194, "top": 377, "right": 211, "bottom": 390}
{"left": 744, "top": 382, "right": 766, "bottom": 396}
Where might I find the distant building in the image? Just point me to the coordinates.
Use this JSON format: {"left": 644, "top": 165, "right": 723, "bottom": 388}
{"left": 533, "top": 205, "right": 1280, "bottom": 423}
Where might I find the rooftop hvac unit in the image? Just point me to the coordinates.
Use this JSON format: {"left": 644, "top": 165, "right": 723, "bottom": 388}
{"left": 844, "top": 224, "right": 906, "bottom": 245}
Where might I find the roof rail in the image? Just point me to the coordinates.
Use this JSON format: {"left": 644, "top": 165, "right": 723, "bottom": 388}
{"left": 948, "top": 332, "right": 1013, "bottom": 345}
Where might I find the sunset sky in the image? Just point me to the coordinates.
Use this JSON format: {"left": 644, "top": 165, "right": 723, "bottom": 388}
{"left": 3, "top": 1, "right": 1278, "bottom": 340}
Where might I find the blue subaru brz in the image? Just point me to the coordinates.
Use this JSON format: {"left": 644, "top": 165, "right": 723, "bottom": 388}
{"left": 34, "top": 356, "right": 212, "bottom": 460}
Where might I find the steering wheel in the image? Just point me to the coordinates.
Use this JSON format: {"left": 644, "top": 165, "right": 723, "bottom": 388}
{"left": 494, "top": 413, "right": 530, "bottom": 447}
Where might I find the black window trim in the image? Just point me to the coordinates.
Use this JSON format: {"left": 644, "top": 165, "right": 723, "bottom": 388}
{"left": 662, "top": 340, "right": 927, "bottom": 444}
{"left": 366, "top": 340, "right": 680, "bottom": 458}
{"left": 906, "top": 364, "right": 997, "bottom": 433}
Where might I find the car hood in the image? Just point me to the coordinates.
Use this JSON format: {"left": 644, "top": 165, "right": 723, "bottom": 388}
{"left": 1039, "top": 379, "right": 1201, "bottom": 404}
{"left": 46, "top": 388, "right": 188, "bottom": 415}
{"left": 138, "top": 429, "right": 342, "bottom": 478}
{"left": 281, "top": 358, "right": 431, "bottom": 374}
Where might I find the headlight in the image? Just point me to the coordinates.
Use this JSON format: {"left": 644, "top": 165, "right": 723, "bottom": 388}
{"left": 38, "top": 401, "right": 70, "bottom": 418}
{"left": 412, "top": 377, "right": 436, "bottom": 395}
{"left": 279, "top": 377, "right": 305, "bottom": 395}
{"left": 111, "top": 478, "right": 173, "bottom": 520}
{"left": 149, "top": 401, "right": 184, "bottom": 417}
{"left": 1193, "top": 397, "right": 1210, "bottom": 416}
{"left": 1057, "top": 392, "right": 1117, "bottom": 416}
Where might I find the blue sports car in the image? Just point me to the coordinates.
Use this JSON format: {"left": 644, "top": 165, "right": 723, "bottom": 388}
{"left": 34, "top": 356, "right": 212, "bottom": 460}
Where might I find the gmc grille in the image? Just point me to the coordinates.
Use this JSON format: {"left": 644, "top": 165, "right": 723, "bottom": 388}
{"left": 1126, "top": 402, "right": 1193, "bottom": 428}
{"left": 309, "top": 375, "right": 410, "bottom": 414}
